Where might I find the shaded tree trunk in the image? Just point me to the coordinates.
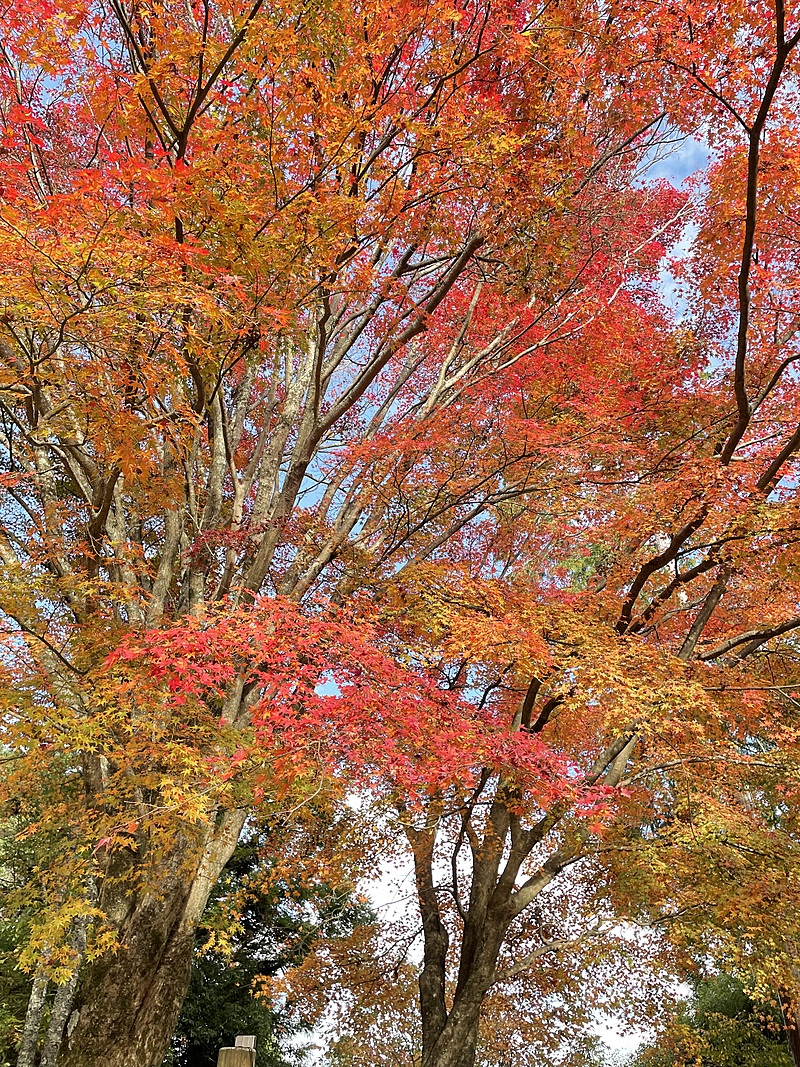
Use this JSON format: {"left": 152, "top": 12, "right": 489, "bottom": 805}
{"left": 780, "top": 992, "right": 800, "bottom": 1067}
{"left": 419, "top": 913, "right": 509, "bottom": 1067}
{"left": 56, "top": 810, "right": 245, "bottom": 1067}
{"left": 411, "top": 722, "right": 632, "bottom": 1067}
{"left": 411, "top": 801, "right": 521, "bottom": 1067}
{"left": 421, "top": 996, "right": 484, "bottom": 1067}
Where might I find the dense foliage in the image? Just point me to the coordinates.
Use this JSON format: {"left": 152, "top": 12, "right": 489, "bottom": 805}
{"left": 2, "top": 0, "right": 800, "bottom": 1064}
{"left": 630, "top": 975, "right": 793, "bottom": 1067}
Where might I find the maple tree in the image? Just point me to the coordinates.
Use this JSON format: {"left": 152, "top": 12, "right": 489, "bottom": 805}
{"left": 3, "top": 0, "right": 800, "bottom": 1065}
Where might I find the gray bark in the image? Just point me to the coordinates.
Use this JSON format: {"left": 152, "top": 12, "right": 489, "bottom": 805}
{"left": 41, "top": 914, "right": 90, "bottom": 1067}
{"left": 17, "top": 963, "right": 49, "bottom": 1067}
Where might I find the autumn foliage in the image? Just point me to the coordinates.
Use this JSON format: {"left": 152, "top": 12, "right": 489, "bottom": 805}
{"left": 3, "top": 0, "right": 800, "bottom": 1064}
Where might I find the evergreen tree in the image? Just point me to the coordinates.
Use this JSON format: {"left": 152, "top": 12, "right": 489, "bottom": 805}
{"left": 629, "top": 974, "right": 792, "bottom": 1067}
{"left": 166, "top": 831, "right": 373, "bottom": 1067}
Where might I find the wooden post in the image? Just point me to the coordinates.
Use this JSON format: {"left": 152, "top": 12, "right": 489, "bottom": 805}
{"left": 217, "top": 1035, "right": 256, "bottom": 1067}
{"left": 217, "top": 1049, "right": 254, "bottom": 1067}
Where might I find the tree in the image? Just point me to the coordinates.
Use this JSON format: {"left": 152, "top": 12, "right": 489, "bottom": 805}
{"left": 0, "top": 812, "right": 54, "bottom": 1067}
{"left": 166, "top": 823, "right": 373, "bottom": 1067}
{"left": 0, "top": 0, "right": 686, "bottom": 1063}
{"left": 4, "top": 0, "right": 800, "bottom": 1066}
{"left": 0, "top": 918, "right": 32, "bottom": 1067}
{"left": 629, "top": 973, "right": 793, "bottom": 1067}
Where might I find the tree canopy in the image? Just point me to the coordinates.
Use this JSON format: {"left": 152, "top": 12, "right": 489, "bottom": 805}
{"left": 2, "top": 0, "right": 800, "bottom": 1064}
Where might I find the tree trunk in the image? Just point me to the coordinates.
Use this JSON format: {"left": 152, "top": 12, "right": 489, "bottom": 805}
{"left": 41, "top": 913, "right": 90, "bottom": 1067}
{"left": 17, "top": 963, "right": 49, "bottom": 1067}
{"left": 57, "top": 809, "right": 245, "bottom": 1067}
{"left": 421, "top": 994, "right": 483, "bottom": 1067}
{"left": 419, "top": 916, "right": 505, "bottom": 1067}
{"left": 781, "top": 992, "right": 800, "bottom": 1067}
